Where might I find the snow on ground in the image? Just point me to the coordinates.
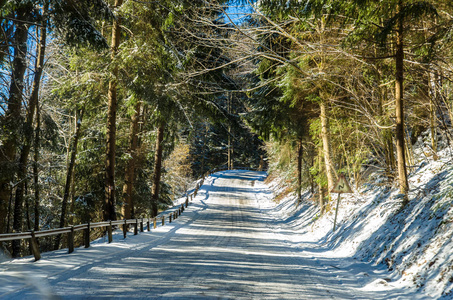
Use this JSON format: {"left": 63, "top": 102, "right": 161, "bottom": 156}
{"left": 0, "top": 169, "right": 435, "bottom": 299}
{"left": 265, "top": 144, "right": 453, "bottom": 299}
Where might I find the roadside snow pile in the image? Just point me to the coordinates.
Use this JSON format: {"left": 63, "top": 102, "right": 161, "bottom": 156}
{"left": 266, "top": 146, "right": 453, "bottom": 299}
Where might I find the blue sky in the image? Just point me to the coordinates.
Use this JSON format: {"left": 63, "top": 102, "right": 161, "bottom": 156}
{"left": 224, "top": 0, "right": 256, "bottom": 25}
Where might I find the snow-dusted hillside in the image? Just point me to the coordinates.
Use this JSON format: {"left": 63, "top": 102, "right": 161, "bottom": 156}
{"left": 266, "top": 143, "right": 453, "bottom": 299}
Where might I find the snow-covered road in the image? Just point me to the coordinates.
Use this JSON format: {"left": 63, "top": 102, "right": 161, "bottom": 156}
{"left": 1, "top": 170, "right": 413, "bottom": 299}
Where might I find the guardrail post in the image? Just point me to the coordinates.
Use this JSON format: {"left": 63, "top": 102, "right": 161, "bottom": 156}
{"left": 154, "top": 218, "right": 157, "bottom": 229}
{"left": 30, "top": 231, "right": 41, "bottom": 261}
{"left": 147, "top": 218, "right": 150, "bottom": 232}
{"left": 123, "top": 219, "right": 127, "bottom": 239}
{"left": 169, "top": 214, "right": 172, "bottom": 223}
{"left": 68, "top": 226, "right": 74, "bottom": 253}
{"left": 134, "top": 219, "right": 138, "bottom": 235}
{"left": 84, "top": 221, "right": 90, "bottom": 248}
{"left": 108, "top": 220, "right": 113, "bottom": 243}
{"left": 162, "top": 216, "right": 165, "bottom": 226}
{"left": 140, "top": 218, "right": 144, "bottom": 232}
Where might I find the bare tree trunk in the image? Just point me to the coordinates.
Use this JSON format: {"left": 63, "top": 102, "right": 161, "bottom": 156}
{"left": 33, "top": 104, "right": 41, "bottom": 232}
{"left": 227, "top": 93, "right": 233, "bottom": 170}
{"left": 395, "top": 0, "right": 409, "bottom": 203}
{"left": 228, "top": 129, "right": 231, "bottom": 170}
{"left": 151, "top": 121, "right": 166, "bottom": 217}
{"left": 104, "top": 0, "right": 123, "bottom": 221}
{"left": 0, "top": 5, "right": 30, "bottom": 236}
{"left": 320, "top": 100, "right": 336, "bottom": 193}
{"left": 296, "top": 138, "right": 303, "bottom": 202}
{"left": 317, "top": 145, "right": 326, "bottom": 214}
{"left": 429, "top": 70, "right": 438, "bottom": 154}
{"left": 13, "top": 4, "right": 47, "bottom": 246}
{"left": 201, "top": 122, "right": 208, "bottom": 174}
{"left": 24, "top": 181, "right": 31, "bottom": 231}
{"left": 122, "top": 101, "right": 141, "bottom": 220}
{"left": 54, "top": 109, "right": 84, "bottom": 249}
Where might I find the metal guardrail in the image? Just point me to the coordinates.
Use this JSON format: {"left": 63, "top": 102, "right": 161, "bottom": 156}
{"left": 0, "top": 172, "right": 210, "bottom": 262}
{"left": 0, "top": 167, "right": 258, "bottom": 262}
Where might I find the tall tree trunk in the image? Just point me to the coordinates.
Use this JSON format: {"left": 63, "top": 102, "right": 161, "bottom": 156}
{"left": 0, "top": 5, "right": 30, "bottom": 236}
{"left": 228, "top": 128, "right": 233, "bottom": 170}
{"left": 7, "top": 5, "right": 33, "bottom": 256}
{"left": 151, "top": 121, "right": 166, "bottom": 217}
{"left": 317, "top": 145, "right": 326, "bottom": 214}
{"left": 13, "top": 4, "right": 47, "bottom": 249}
{"left": 201, "top": 122, "right": 208, "bottom": 174}
{"left": 320, "top": 100, "right": 336, "bottom": 193}
{"left": 395, "top": 0, "right": 409, "bottom": 203}
{"left": 296, "top": 138, "right": 303, "bottom": 202}
{"left": 104, "top": 0, "right": 123, "bottom": 221}
{"left": 227, "top": 93, "right": 233, "bottom": 170}
{"left": 429, "top": 70, "right": 438, "bottom": 154}
{"left": 54, "top": 109, "right": 84, "bottom": 249}
{"left": 33, "top": 104, "right": 41, "bottom": 232}
{"left": 122, "top": 101, "right": 141, "bottom": 220}
{"left": 24, "top": 181, "right": 31, "bottom": 231}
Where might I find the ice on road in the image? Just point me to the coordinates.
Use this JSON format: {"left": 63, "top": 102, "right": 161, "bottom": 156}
{"left": 1, "top": 170, "right": 405, "bottom": 299}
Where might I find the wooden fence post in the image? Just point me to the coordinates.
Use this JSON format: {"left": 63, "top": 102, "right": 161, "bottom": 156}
{"left": 134, "top": 219, "right": 138, "bottom": 235}
{"left": 169, "top": 214, "right": 172, "bottom": 223}
{"left": 147, "top": 218, "right": 150, "bottom": 232}
{"left": 30, "top": 231, "right": 41, "bottom": 261}
{"left": 154, "top": 218, "right": 157, "bottom": 229}
{"left": 185, "top": 196, "right": 189, "bottom": 207}
{"left": 84, "top": 221, "right": 90, "bottom": 248}
{"left": 140, "top": 218, "right": 144, "bottom": 232}
{"left": 162, "top": 216, "right": 165, "bottom": 226}
{"left": 108, "top": 220, "right": 113, "bottom": 243}
{"left": 68, "top": 226, "right": 74, "bottom": 253}
{"left": 123, "top": 219, "right": 127, "bottom": 239}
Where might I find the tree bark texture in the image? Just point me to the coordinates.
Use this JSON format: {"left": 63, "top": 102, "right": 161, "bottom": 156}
{"left": 395, "top": 0, "right": 409, "bottom": 202}
{"left": 122, "top": 101, "right": 141, "bottom": 220}
{"left": 12, "top": 7, "right": 47, "bottom": 256}
{"left": 55, "top": 109, "right": 84, "bottom": 249}
{"left": 0, "top": 6, "right": 30, "bottom": 236}
{"left": 297, "top": 138, "right": 303, "bottom": 202}
{"left": 33, "top": 104, "right": 41, "bottom": 232}
{"left": 320, "top": 101, "right": 336, "bottom": 193}
{"left": 151, "top": 121, "right": 165, "bottom": 217}
{"left": 317, "top": 145, "right": 326, "bottom": 215}
{"left": 429, "top": 70, "right": 438, "bottom": 154}
{"left": 104, "top": 0, "right": 123, "bottom": 221}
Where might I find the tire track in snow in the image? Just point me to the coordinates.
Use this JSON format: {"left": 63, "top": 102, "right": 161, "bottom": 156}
{"left": 2, "top": 170, "right": 394, "bottom": 299}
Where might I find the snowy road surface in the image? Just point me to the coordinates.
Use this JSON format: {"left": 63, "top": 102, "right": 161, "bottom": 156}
{"left": 1, "top": 170, "right": 416, "bottom": 299}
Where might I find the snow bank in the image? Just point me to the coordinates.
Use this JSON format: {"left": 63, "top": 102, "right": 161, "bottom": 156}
{"left": 264, "top": 146, "right": 453, "bottom": 299}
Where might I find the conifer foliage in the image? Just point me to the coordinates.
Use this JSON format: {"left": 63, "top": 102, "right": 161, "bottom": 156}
{"left": 2, "top": 0, "right": 453, "bottom": 259}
